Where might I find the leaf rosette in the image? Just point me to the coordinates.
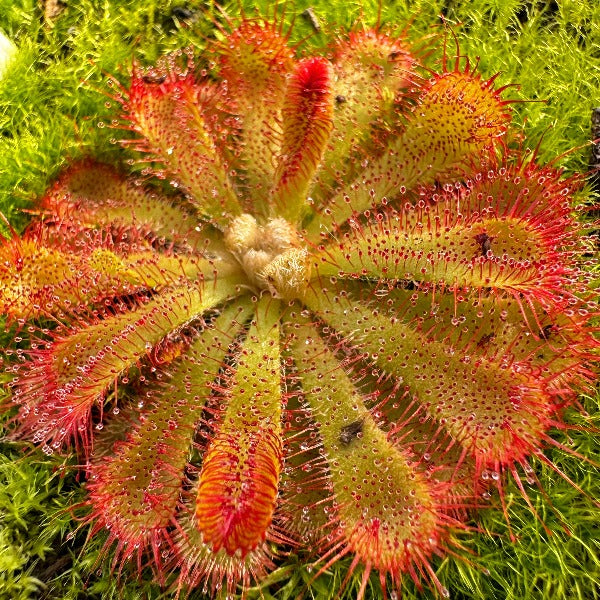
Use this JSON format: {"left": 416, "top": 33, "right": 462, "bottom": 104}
{"left": 0, "top": 16, "right": 597, "bottom": 600}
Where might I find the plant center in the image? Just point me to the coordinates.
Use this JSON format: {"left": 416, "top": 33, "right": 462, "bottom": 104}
{"left": 224, "top": 214, "right": 311, "bottom": 300}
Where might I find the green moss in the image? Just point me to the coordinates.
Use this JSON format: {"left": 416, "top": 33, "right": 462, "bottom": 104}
{"left": 0, "top": 1, "right": 598, "bottom": 599}
{"left": 0, "top": 415, "right": 82, "bottom": 599}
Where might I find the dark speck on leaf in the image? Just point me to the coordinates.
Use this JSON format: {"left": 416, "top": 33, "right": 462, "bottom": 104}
{"left": 539, "top": 324, "right": 556, "bottom": 340}
{"left": 339, "top": 419, "right": 364, "bottom": 446}
{"left": 475, "top": 232, "right": 492, "bottom": 257}
{"left": 477, "top": 332, "right": 495, "bottom": 348}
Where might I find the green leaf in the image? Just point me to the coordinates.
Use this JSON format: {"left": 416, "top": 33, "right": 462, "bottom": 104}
{"left": 305, "top": 69, "right": 511, "bottom": 238}
{"left": 195, "top": 295, "right": 284, "bottom": 556}
{"left": 289, "top": 318, "right": 443, "bottom": 577}
{"left": 42, "top": 160, "right": 214, "bottom": 249}
{"left": 125, "top": 73, "right": 242, "bottom": 226}
{"left": 303, "top": 287, "right": 554, "bottom": 467}
{"left": 13, "top": 276, "right": 245, "bottom": 450}
{"left": 311, "top": 168, "right": 573, "bottom": 303}
{"left": 86, "top": 299, "right": 253, "bottom": 557}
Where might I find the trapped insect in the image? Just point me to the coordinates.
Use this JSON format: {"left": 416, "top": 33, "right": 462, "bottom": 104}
{"left": 339, "top": 419, "right": 365, "bottom": 446}
{"left": 475, "top": 232, "right": 492, "bottom": 256}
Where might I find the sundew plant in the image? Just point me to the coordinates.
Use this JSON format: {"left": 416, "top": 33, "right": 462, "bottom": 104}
{"left": 0, "top": 1, "right": 599, "bottom": 600}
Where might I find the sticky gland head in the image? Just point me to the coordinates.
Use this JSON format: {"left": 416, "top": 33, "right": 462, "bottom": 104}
{"left": 224, "top": 214, "right": 311, "bottom": 300}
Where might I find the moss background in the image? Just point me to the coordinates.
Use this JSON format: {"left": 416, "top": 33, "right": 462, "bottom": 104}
{"left": 0, "top": 1, "right": 598, "bottom": 599}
